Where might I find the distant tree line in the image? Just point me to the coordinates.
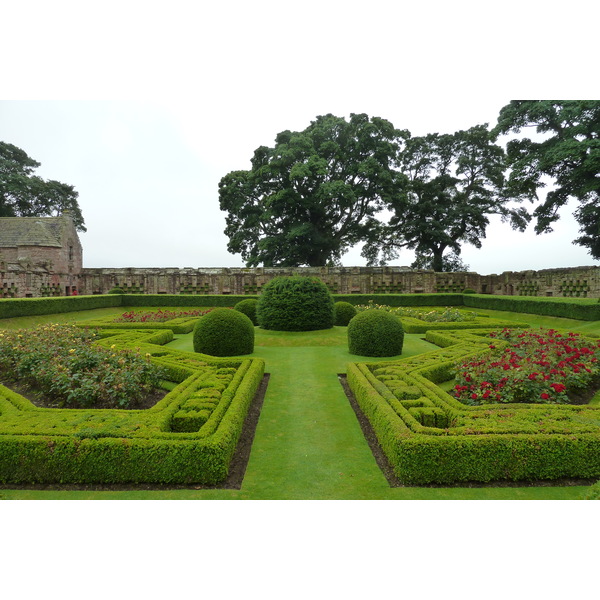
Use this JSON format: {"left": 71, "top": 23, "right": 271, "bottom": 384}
{"left": 219, "top": 101, "right": 599, "bottom": 271}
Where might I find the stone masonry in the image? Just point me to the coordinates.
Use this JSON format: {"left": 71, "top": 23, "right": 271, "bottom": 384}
{"left": 0, "top": 214, "right": 82, "bottom": 298}
{"left": 79, "top": 265, "right": 600, "bottom": 299}
{"left": 1, "top": 215, "right": 599, "bottom": 299}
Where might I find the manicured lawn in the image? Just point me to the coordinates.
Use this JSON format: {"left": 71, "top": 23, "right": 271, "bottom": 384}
{"left": 0, "top": 308, "right": 597, "bottom": 499}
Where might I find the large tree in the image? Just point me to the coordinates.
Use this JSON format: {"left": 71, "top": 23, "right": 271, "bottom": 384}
{"left": 0, "top": 141, "right": 85, "bottom": 231}
{"left": 494, "top": 100, "right": 600, "bottom": 258}
{"left": 218, "top": 113, "right": 407, "bottom": 267}
{"left": 362, "top": 125, "right": 530, "bottom": 271}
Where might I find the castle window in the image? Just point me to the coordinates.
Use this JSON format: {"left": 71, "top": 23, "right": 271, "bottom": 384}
{"left": 69, "top": 246, "right": 74, "bottom": 260}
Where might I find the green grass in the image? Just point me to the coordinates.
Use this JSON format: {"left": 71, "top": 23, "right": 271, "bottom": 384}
{"left": 0, "top": 308, "right": 597, "bottom": 500}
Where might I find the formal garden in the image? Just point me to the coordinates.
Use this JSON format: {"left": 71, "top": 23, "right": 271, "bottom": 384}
{"left": 1, "top": 277, "right": 600, "bottom": 500}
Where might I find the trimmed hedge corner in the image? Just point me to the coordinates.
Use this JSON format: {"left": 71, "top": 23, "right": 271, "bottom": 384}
{"left": 0, "top": 327, "right": 264, "bottom": 485}
{"left": 347, "top": 327, "right": 600, "bottom": 485}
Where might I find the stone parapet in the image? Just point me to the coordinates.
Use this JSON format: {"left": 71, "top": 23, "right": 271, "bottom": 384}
{"left": 76, "top": 265, "right": 600, "bottom": 299}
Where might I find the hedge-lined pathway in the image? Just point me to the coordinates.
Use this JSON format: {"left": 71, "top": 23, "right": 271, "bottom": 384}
{"left": 0, "top": 312, "right": 591, "bottom": 499}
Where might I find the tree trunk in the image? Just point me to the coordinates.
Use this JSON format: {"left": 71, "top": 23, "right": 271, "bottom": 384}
{"left": 431, "top": 249, "right": 444, "bottom": 272}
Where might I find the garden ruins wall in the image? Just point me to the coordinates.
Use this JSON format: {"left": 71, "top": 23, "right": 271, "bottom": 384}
{"left": 2, "top": 215, "right": 599, "bottom": 298}
{"left": 78, "top": 265, "right": 600, "bottom": 299}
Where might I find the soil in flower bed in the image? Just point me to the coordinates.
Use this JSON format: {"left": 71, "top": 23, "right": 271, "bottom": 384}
{"left": 0, "top": 374, "right": 269, "bottom": 491}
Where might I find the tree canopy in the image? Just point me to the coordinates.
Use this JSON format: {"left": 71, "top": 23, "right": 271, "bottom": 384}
{"left": 494, "top": 100, "right": 600, "bottom": 258}
{"left": 362, "top": 125, "right": 530, "bottom": 271}
{"left": 218, "top": 113, "right": 406, "bottom": 267}
{"left": 0, "top": 141, "right": 85, "bottom": 231}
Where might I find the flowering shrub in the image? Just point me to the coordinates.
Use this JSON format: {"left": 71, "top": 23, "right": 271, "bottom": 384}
{"left": 113, "top": 309, "right": 210, "bottom": 323}
{"left": 355, "top": 301, "right": 476, "bottom": 322}
{"left": 0, "top": 324, "right": 163, "bottom": 408}
{"left": 454, "top": 328, "right": 600, "bottom": 405}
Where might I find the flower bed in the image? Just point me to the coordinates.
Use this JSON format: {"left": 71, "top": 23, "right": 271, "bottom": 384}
{"left": 0, "top": 325, "right": 265, "bottom": 485}
{"left": 355, "top": 301, "right": 477, "bottom": 322}
{"left": 113, "top": 309, "right": 211, "bottom": 323}
{"left": 0, "top": 325, "right": 163, "bottom": 409}
{"left": 453, "top": 328, "right": 600, "bottom": 405}
{"left": 347, "top": 327, "right": 600, "bottom": 484}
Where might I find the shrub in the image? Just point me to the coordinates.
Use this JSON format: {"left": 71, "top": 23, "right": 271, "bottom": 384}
{"left": 193, "top": 307, "right": 254, "bottom": 356}
{"left": 462, "top": 288, "right": 477, "bottom": 294}
{"left": 256, "top": 276, "right": 334, "bottom": 331}
{"left": 234, "top": 299, "right": 258, "bottom": 325}
{"left": 334, "top": 301, "right": 357, "bottom": 326}
{"left": 347, "top": 309, "right": 405, "bottom": 357}
{"left": 107, "top": 287, "right": 125, "bottom": 294}
{"left": 0, "top": 325, "right": 163, "bottom": 408}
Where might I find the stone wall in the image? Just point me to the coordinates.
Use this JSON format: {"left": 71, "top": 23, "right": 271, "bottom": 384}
{"left": 77, "top": 264, "right": 600, "bottom": 299}
{"left": 0, "top": 216, "right": 83, "bottom": 298}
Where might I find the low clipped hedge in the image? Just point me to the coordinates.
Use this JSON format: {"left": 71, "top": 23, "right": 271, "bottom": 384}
{"left": 193, "top": 308, "right": 255, "bottom": 356}
{"left": 347, "top": 327, "right": 600, "bottom": 485}
{"left": 0, "top": 328, "right": 265, "bottom": 485}
{"left": 0, "top": 295, "right": 122, "bottom": 319}
{"left": 348, "top": 310, "right": 405, "bottom": 357}
{"left": 463, "top": 294, "right": 600, "bottom": 321}
{"left": 121, "top": 294, "right": 256, "bottom": 308}
{"left": 1, "top": 293, "right": 599, "bottom": 322}
{"left": 334, "top": 301, "right": 357, "bottom": 326}
{"left": 257, "top": 276, "right": 334, "bottom": 331}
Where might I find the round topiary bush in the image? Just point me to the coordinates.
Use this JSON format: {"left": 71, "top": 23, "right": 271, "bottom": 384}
{"left": 462, "top": 288, "right": 477, "bottom": 294}
{"left": 107, "top": 287, "right": 125, "bottom": 294}
{"left": 334, "top": 301, "right": 357, "bottom": 326}
{"left": 256, "top": 276, "right": 334, "bottom": 331}
{"left": 347, "top": 309, "right": 404, "bottom": 357}
{"left": 234, "top": 298, "right": 258, "bottom": 325}
{"left": 193, "top": 308, "right": 254, "bottom": 356}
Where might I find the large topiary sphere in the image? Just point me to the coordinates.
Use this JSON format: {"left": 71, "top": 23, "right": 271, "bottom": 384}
{"left": 334, "top": 301, "right": 357, "bottom": 326}
{"left": 234, "top": 298, "right": 258, "bottom": 325}
{"left": 347, "top": 309, "right": 404, "bottom": 357}
{"left": 193, "top": 308, "right": 254, "bottom": 356}
{"left": 256, "top": 276, "right": 334, "bottom": 331}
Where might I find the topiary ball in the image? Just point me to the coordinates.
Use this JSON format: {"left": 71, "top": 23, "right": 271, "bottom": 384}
{"left": 347, "top": 309, "right": 404, "bottom": 357}
{"left": 234, "top": 298, "right": 258, "bottom": 325}
{"left": 334, "top": 301, "right": 357, "bottom": 326}
{"left": 193, "top": 307, "right": 254, "bottom": 356}
{"left": 257, "top": 276, "right": 334, "bottom": 331}
{"left": 107, "top": 287, "right": 125, "bottom": 294}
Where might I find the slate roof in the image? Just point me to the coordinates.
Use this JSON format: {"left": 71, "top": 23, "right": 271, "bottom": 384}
{"left": 0, "top": 217, "right": 64, "bottom": 248}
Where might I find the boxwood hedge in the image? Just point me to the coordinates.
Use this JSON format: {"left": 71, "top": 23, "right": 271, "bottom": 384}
{"left": 0, "top": 326, "right": 264, "bottom": 485}
{"left": 347, "top": 327, "right": 600, "bottom": 485}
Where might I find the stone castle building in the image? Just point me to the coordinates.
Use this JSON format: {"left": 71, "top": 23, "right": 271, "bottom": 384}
{"left": 1, "top": 215, "right": 599, "bottom": 299}
{"left": 0, "top": 214, "right": 82, "bottom": 298}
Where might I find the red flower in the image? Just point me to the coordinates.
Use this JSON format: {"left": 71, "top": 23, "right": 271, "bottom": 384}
{"left": 540, "top": 393, "right": 550, "bottom": 400}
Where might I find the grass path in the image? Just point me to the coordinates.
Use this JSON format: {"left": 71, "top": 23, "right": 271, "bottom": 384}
{"left": 0, "top": 311, "right": 595, "bottom": 499}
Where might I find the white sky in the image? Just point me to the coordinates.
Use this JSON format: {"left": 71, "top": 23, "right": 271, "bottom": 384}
{"left": 2, "top": 1, "right": 599, "bottom": 275}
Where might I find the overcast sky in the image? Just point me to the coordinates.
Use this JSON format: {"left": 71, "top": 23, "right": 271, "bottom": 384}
{"left": 1, "top": 1, "right": 598, "bottom": 278}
